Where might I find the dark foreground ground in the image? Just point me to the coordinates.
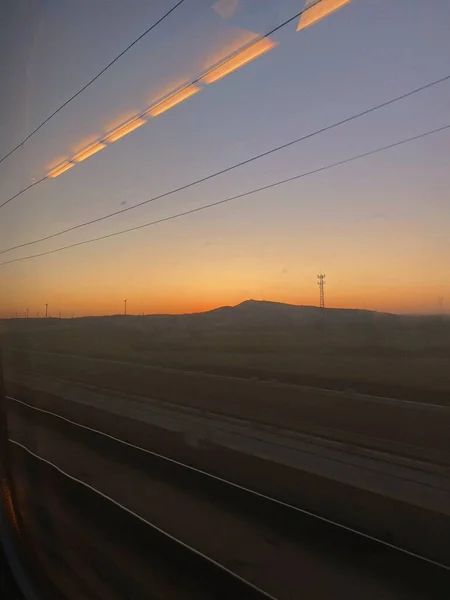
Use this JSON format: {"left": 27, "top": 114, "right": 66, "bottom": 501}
{"left": 4, "top": 384, "right": 450, "bottom": 599}
{"left": 5, "top": 349, "right": 450, "bottom": 464}
{"left": 2, "top": 307, "right": 450, "bottom": 597}
{"left": 2, "top": 303, "right": 450, "bottom": 406}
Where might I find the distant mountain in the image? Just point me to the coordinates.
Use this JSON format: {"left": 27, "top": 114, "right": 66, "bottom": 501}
{"left": 1, "top": 299, "right": 434, "bottom": 335}
{"left": 3, "top": 300, "right": 450, "bottom": 356}
{"left": 68, "top": 299, "right": 396, "bottom": 333}
{"left": 201, "top": 299, "right": 387, "bottom": 320}
{"left": 181, "top": 299, "right": 395, "bottom": 330}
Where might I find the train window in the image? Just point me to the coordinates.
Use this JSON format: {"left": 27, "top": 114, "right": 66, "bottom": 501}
{"left": 1, "top": 1, "right": 450, "bottom": 598}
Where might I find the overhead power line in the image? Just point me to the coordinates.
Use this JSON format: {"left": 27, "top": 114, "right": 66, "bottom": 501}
{"left": 1, "top": 123, "right": 448, "bottom": 268}
{"left": 0, "top": 0, "right": 321, "bottom": 211}
{"left": 1, "top": 73, "right": 449, "bottom": 254}
{"left": 0, "top": 175, "right": 49, "bottom": 210}
{"left": 0, "top": 0, "right": 186, "bottom": 167}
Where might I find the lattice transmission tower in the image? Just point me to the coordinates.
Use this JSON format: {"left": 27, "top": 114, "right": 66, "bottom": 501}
{"left": 317, "top": 273, "right": 325, "bottom": 308}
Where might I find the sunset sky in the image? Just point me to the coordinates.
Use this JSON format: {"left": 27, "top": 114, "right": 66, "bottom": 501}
{"left": 1, "top": 0, "right": 449, "bottom": 317}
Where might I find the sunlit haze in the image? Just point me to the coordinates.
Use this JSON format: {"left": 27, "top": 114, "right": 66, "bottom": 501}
{"left": 1, "top": 0, "right": 449, "bottom": 317}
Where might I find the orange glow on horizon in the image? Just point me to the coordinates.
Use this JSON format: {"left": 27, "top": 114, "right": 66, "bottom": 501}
{"left": 297, "top": 0, "right": 353, "bottom": 31}
{"left": 201, "top": 37, "right": 277, "bottom": 84}
{"left": 3, "top": 285, "right": 448, "bottom": 319}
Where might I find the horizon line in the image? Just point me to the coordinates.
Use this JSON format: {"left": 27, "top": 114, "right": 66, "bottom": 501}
{"left": 1, "top": 298, "right": 449, "bottom": 320}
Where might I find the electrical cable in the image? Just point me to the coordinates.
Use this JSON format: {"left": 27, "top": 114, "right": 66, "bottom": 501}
{"left": 0, "top": 0, "right": 186, "bottom": 167}
{"left": 0, "top": 0, "right": 321, "bottom": 210}
{"left": 1, "top": 73, "right": 449, "bottom": 252}
{"left": 1, "top": 123, "right": 447, "bottom": 268}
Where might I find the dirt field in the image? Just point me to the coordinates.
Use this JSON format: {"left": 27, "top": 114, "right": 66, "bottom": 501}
{"left": 4, "top": 350, "right": 450, "bottom": 466}
{"left": 7, "top": 387, "right": 450, "bottom": 594}
{"left": 2, "top": 309, "right": 450, "bottom": 404}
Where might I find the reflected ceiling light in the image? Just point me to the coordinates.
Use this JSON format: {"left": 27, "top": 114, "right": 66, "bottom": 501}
{"left": 48, "top": 161, "right": 75, "bottom": 178}
{"left": 201, "top": 37, "right": 277, "bottom": 84}
{"left": 72, "top": 141, "right": 106, "bottom": 162}
{"left": 148, "top": 85, "right": 201, "bottom": 117}
{"left": 297, "top": 0, "right": 352, "bottom": 31}
{"left": 105, "top": 117, "right": 147, "bottom": 143}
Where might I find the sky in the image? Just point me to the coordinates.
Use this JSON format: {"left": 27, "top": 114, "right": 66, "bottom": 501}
{"left": 1, "top": 0, "right": 449, "bottom": 317}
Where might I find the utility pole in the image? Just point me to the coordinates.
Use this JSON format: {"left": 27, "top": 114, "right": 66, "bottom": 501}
{"left": 59, "top": 309, "right": 61, "bottom": 319}
{"left": 317, "top": 273, "right": 325, "bottom": 308}
{"left": 45, "top": 303, "right": 48, "bottom": 318}
{"left": 26, "top": 308, "right": 29, "bottom": 319}
{"left": 124, "top": 299, "right": 127, "bottom": 315}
